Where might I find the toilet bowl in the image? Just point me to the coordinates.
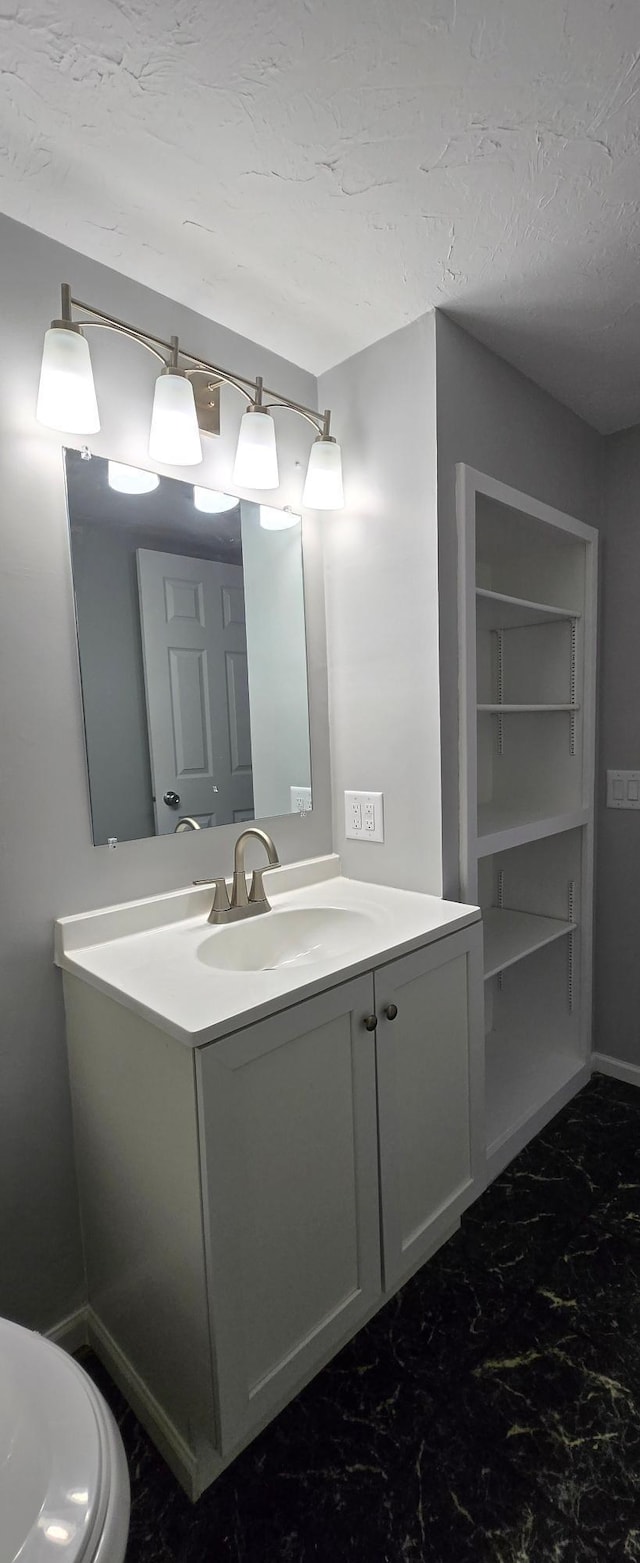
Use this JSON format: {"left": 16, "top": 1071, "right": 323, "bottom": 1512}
{"left": 0, "top": 1316, "right": 130, "bottom": 1562}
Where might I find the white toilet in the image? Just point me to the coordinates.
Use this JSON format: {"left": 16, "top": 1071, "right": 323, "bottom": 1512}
{"left": 0, "top": 1316, "right": 130, "bottom": 1562}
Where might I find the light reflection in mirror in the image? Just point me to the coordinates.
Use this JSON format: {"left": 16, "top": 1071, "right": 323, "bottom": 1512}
{"left": 259, "top": 505, "right": 300, "bottom": 531}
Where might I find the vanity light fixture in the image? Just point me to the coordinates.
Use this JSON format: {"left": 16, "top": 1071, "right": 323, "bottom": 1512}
{"left": 303, "top": 426, "right": 344, "bottom": 510}
{"left": 37, "top": 284, "right": 344, "bottom": 508}
{"left": 259, "top": 505, "right": 301, "bottom": 531}
{"left": 232, "top": 377, "right": 279, "bottom": 491}
{"left": 36, "top": 285, "right": 100, "bottom": 434}
{"left": 193, "top": 486, "right": 238, "bottom": 514}
{"left": 107, "top": 461, "right": 159, "bottom": 495}
{"left": 148, "top": 337, "right": 202, "bottom": 467}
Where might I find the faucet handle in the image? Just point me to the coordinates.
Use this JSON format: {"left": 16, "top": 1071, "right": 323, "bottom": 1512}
{"left": 248, "top": 868, "right": 271, "bottom": 909}
{"left": 194, "top": 877, "right": 231, "bottom": 908}
{"left": 212, "top": 878, "right": 231, "bottom": 915}
{"left": 194, "top": 877, "right": 232, "bottom": 924}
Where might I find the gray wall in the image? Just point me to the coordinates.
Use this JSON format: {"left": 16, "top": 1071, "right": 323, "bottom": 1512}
{"left": 0, "top": 212, "right": 331, "bottom": 1331}
{"left": 319, "top": 313, "right": 442, "bottom": 894}
{"left": 435, "top": 313, "right": 603, "bottom": 898}
{"left": 595, "top": 428, "right": 640, "bottom": 1067}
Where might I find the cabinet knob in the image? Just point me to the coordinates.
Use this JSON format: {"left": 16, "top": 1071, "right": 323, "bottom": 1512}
{"left": 363, "top": 1014, "right": 378, "bottom": 1032}
{"left": 384, "top": 1003, "right": 398, "bottom": 1021}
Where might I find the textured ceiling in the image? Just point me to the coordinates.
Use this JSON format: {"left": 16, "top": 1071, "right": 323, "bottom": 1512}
{"left": 2, "top": 0, "right": 640, "bottom": 432}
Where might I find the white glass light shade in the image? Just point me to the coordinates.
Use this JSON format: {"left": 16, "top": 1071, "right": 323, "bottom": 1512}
{"left": 36, "top": 326, "right": 100, "bottom": 434}
{"left": 148, "top": 371, "right": 202, "bottom": 467}
{"left": 259, "top": 505, "right": 300, "bottom": 531}
{"left": 302, "top": 437, "right": 344, "bottom": 510}
{"left": 193, "top": 486, "right": 238, "bottom": 514}
{"left": 108, "top": 461, "right": 159, "bottom": 495}
{"left": 232, "top": 409, "right": 279, "bottom": 490}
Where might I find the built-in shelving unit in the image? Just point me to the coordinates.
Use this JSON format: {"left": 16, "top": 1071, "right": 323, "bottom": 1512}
{"left": 457, "top": 466, "right": 597, "bottom": 1177}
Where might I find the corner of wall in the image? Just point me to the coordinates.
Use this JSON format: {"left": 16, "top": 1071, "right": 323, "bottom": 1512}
{"left": 319, "top": 312, "right": 443, "bottom": 894}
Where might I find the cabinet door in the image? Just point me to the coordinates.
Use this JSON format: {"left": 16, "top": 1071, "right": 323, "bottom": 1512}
{"left": 196, "top": 976, "right": 381, "bottom": 1454}
{"left": 375, "top": 925, "right": 484, "bottom": 1292}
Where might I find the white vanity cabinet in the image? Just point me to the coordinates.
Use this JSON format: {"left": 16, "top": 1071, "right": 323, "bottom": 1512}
{"left": 196, "top": 927, "right": 483, "bottom": 1459}
{"left": 196, "top": 974, "right": 381, "bottom": 1455}
{"left": 375, "top": 929, "right": 483, "bottom": 1291}
{"left": 59, "top": 882, "right": 482, "bottom": 1499}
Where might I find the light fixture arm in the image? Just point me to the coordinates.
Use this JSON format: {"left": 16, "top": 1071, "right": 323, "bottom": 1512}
{"left": 60, "top": 284, "right": 329, "bottom": 428}
{"left": 74, "top": 317, "right": 168, "bottom": 364}
{"left": 262, "top": 401, "right": 332, "bottom": 439}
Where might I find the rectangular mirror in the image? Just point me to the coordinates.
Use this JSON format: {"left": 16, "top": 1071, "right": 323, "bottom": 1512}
{"left": 64, "top": 450, "right": 312, "bottom": 845}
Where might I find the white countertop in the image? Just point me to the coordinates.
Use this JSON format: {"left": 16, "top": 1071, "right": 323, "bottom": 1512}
{"left": 55, "top": 855, "right": 480, "bottom": 1047}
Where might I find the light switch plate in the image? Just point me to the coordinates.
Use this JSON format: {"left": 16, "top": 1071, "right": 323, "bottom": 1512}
{"left": 345, "top": 790, "right": 384, "bottom": 842}
{"left": 606, "top": 770, "right": 640, "bottom": 809}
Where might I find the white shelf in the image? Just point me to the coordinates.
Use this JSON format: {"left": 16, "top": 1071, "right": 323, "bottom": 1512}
{"left": 477, "top": 804, "right": 589, "bottom": 857}
{"left": 476, "top": 588, "right": 580, "bottom": 631}
{"left": 483, "top": 907, "right": 576, "bottom": 980}
{"left": 485, "top": 1029, "right": 585, "bottom": 1158}
{"left": 478, "top": 703, "right": 579, "bottom": 714}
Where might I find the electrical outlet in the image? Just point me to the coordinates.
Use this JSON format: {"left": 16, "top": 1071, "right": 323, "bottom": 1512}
{"left": 290, "top": 785, "right": 312, "bottom": 814}
{"left": 345, "top": 791, "right": 384, "bottom": 842}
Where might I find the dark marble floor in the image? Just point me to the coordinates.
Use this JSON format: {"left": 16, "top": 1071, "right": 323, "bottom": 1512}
{"left": 83, "top": 1073, "right": 640, "bottom": 1561}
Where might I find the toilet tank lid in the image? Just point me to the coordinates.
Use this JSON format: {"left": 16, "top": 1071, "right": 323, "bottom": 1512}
{"left": 0, "top": 1317, "right": 107, "bottom": 1563}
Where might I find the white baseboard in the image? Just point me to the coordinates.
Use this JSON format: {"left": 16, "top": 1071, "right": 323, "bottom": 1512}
{"left": 86, "top": 1308, "right": 217, "bottom": 1501}
{"left": 592, "top": 1052, "right": 640, "bottom": 1089}
{"left": 46, "top": 1306, "right": 88, "bottom": 1354}
{"left": 43, "top": 1302, "right": 213, "bottom": 1499}
{"left": 486, "top": 1063, "right": 592, "bottom": 1181}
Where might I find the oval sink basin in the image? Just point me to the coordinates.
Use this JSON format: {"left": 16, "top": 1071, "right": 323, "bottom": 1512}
{"left": 198, "top": 906, "right": 375, "bottom": 973}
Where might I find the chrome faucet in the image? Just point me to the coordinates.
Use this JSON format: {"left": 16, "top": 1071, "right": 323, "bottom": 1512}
{"left": 195, "top": 828, "right": 280, "bottom": 925}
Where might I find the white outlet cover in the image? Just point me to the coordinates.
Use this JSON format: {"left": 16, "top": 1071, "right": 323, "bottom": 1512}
{"left": 290, "top": 785, "right": 312, "bottom": 813}
{"left": 345, "top": 790, "right": 384, "bottom": 843}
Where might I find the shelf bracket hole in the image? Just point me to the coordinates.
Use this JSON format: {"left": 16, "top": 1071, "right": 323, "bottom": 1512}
{"left": 568, "top": 878, "right": 576, "bottom": 1012}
